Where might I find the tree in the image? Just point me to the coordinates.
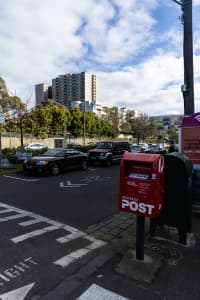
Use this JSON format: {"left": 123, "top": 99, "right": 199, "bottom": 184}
{"left": 130, "top": 113, "right": 149, "bottom": 143}
{"left": 68, "top": 108, "right": 83, "bottom": 137}
{"left": 120, "top": 122, "right": 132, "bottom": 134}
{"left": 24, "top": 102, "right": 71, "bottom": 138}
{"left": 167, "top": 126, "right": 179, "bottom": 143}
{"left": 48, "top": 102, "right": 70, "bottom": 136}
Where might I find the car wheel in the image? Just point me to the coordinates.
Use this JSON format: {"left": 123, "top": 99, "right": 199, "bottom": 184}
{"left": 106, "top": 156, "right": 112, "bottom": 167}
{"left": 81, "top": 160, "right": 88, "bottom": 171}
{"left": 89, "top": 160, "right": 93, "bottom": 166}
{"left": 51, "top": 164, "right": 60, "bottom": 176}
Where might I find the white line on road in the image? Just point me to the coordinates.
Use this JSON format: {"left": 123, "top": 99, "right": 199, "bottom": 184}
{"left": 0, "top": 202, "right": 62, "bottom": 227}
{"left": 18, "top": 218, "right": 43, "bottom": 226}
{"left": 11, "top": 225, "right": 61, "bottom": 243}
{"left": 54, "top": 235, "right": 106, "bottom": 268}
{"left": 56, "top": 231, "right": 85, "bottom": 243}
{"left": 3, "top": 175, "right": 40, "bottom": 182}
{"left": 54, "top": 248, "right": 90, "bottom": 268}
{"left": 0, "top": 208, "right": 13, "bottom": 214}
{"left": 0, "top": 213, "right": 27, "bottom": 223}
{"left": 77, "top": 284, "right": 130, "bottom": 300}
{"left": 0, "top": 201, "right": 106, "bottom": 272}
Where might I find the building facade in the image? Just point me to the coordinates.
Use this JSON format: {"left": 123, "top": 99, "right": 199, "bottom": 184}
{"left": 35, "top": 83, "right": 49, "bottom": 105}
{"left": 51, "top": 72, "right": 96, "bottom": 110}
{"left": 35, "top": 72, "right": 96, "bottom": 110}
{"left": 149, "top": 114, "right": 183, "bottom": 131}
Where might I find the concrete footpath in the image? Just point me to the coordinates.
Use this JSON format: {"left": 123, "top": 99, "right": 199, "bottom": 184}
{"left": 40, "top": 211, "right": 200, "bottom": 300}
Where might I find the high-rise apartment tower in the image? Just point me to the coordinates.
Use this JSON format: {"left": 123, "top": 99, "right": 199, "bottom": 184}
{"left": 35, "top": 83, "right": 49, "bottom": 105}
{"left": 52, "top": 72, "right": 96, "bottom": 110}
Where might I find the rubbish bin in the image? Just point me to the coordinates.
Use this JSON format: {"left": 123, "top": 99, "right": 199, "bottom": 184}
{"left": 150, "top": 152, "right": 193, "bottom": 244}
{"left": 192, "top": 169, "right": 200, "bottom": 209}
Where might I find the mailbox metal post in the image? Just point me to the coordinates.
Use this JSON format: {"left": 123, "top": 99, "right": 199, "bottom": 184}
{"left": 136, "top": 215, "right": 145, "bottom": 260}
{"left": 119, "top": 152, "right": 165, "bottom": 261}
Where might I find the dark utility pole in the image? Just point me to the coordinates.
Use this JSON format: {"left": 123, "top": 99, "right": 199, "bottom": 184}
{"left": 182, "top": 0, "right": 194, "bottom": 114}
{"left": 173, "top": 0, "right": 195, "bottom": 115}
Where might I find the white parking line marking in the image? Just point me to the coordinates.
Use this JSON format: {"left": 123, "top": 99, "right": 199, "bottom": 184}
{"left": 0, "top": 208, "right": 13, "bottom": 214}
{"left": 56, "top": 232, "right": 85, "bottom": 243}
{"left": 54, "top": 248, "right": 90, "bottom": 268}
{"left": 0, "top": 202, "right": 106, "bottom": 271}
{"left": 0, "top": 213, "right": 27, "bottom": 223}
{"left": 77, "top": 284, "right": 130, "bottom": 300}
{"left": 18, "top": 219, "right": 43, "bottom": 226}
{"left": 11, "top": 225, "right": 61, "bottom": 243}
{"left": 54, "top": 235, "right": 106, "bottom": 268}
{"left": 0, "top": 202, "right": 61, "bottom": 227}
{"left": 3, "top": 175, "right": 40, "bottom": 182}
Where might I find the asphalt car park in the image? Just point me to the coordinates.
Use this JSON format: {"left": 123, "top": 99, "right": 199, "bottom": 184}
{"left": 0, "top": 164, "right": 120, "bottom": 229}
{"left": 0, "top": 164, "right": 120, "bottom": 298}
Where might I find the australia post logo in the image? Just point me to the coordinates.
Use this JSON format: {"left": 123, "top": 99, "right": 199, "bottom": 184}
{"left": 120, "top": 197, "right": 162, "bottom": 217}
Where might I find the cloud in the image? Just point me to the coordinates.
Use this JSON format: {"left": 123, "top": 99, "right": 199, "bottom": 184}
{"left": 95, "top": 52, "right": 185, "bottom": 115}
{"left": 81, "top": 0, "right": 157, "bottom": 65}
{"left": 0, "top": 0, "right": 199, "bottom": 115}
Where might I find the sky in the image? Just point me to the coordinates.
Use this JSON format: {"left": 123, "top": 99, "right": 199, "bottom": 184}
{"left": 0, "top": 0, "right": 200, "bottom": 116}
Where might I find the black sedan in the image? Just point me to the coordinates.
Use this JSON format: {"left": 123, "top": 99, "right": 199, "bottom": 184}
{"left": 23, "top": 148, "right": 88, "bottom": 175}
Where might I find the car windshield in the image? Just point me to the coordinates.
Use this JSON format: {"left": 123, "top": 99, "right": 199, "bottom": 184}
{"left": 96, "top": 142, "right": 113, "bottom": 149}
{"left": 42, "top": 149, "right": 65, "bottom": 157}
{"left": 149, "top": 145, "right": 159, "bottom": 150}
{"left": 131, "top": 145, "right": 142, "bottom": 152}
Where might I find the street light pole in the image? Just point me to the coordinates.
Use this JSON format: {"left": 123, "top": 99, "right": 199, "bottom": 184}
{"left": 182, "top": 0, "right": 194, "bottom": 115}
{"left": 83, "top": 100, "right": 86, "bottom": 146}
{"left": 172, "top": 0, "right": 195, "bottom": 115}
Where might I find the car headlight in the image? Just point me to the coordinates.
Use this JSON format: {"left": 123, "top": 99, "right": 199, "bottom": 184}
{"left": 36, "top": 161, "right": 49, "bottom": 166}
{"left": 100, "top": 153, "right": 106, "bottom": 156}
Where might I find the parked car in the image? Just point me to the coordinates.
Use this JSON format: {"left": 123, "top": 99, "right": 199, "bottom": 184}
{"left": 145, "top": 144, "right": 166, "bottom": 154}
{"left": 24, "top": 143, "right": 47, "bottom": 150}
{"left": 130, "top": 144, "right": 145, "bottom": 153}
{"left": 23, "top": 148, "right": 88, "bottom": 175}
{"left": 88, "top": 140, "right": 130, "bottom": 167}
{"left": 67, "top": 142, "right": 81, "bottom": 149}
{"left": 138, "top": 143, "right": 148, "bottom": 151}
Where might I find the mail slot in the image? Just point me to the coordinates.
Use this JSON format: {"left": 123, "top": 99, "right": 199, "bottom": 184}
{"left": 119, "top": 152, "right": 165, "bottom": 218}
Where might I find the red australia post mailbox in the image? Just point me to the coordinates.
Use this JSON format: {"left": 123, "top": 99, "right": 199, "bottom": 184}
{"left": 119, "top": 152, "right": 165, "bottom": 218}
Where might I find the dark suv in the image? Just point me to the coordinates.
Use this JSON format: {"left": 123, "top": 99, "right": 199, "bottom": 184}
{"left": 88, "top": 140, "right": 130, "bottom": 167}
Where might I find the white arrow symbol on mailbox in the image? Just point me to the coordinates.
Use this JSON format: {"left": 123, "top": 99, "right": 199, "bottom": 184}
{"left": 0, "top": 282, "right": 35, "bottom": 300}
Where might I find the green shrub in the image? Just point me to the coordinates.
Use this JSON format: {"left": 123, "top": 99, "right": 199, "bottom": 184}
{"left": 16, "top": 146, "right": 48, "bottom": 156}
{"left": 2, "top": 148, "right": 17, "bottom": 163}
{"left": 78, "top": 144, "right": 97, "bottom": 153}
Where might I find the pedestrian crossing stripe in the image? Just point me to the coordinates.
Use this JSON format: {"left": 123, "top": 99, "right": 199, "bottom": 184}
{"left": 77, "top": 284, "right": 130, "bottom": 300}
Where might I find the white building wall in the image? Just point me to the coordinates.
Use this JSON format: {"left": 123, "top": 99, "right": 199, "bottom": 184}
{"left": 35, "top": 83, "right": 48, "bottom": 105}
